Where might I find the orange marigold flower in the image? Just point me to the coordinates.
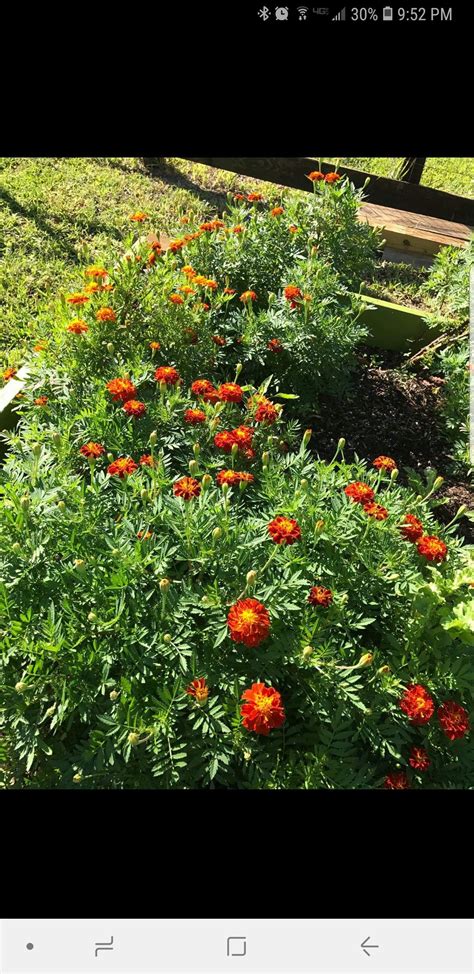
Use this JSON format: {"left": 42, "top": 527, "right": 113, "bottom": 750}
{"left": 80, "top": 442, "right": 105, "bottom": 459}
{"left": 203, "top": 387, "right": 221, "bottom": 404}
{"left": 100, "top": 283, "right": 114, "bottom": 292}
{"left": 191, "top": 379, "right": 214, "bottom": 398}
{"left": 223, "top": 288, "right": 236, "bottom": 295}
{"left": 271, "top": 206, "right": 284, "bottom": 216}
{"left": 33, "top": 343, "right": 47, "bottom": 352}
{"left": 140, "top": 454, "right": 154, "bottom": 467}
{"left": 228, "top": 599, "right": 271, "bottom": 648}
{"left": 373, "top": 455, "right": 397, "bottom": 473}
{"left": 203, "top": 279, "right": 218, "bottom": 290}
{"left": 232, "top": 426, "right": 254, "bottom": 450}
{"left": 284, "top": 285, "right": 303, "bottom": 308}
{"left": 399, "top": 684, "right": 435, "bottom": 726}
{"left": 84, "top": 282, "right": 100, "bottom": 294}
{"left": 238, "top": 471, "right": 255, "bottom": 483}
{"left": 409, "top": 746, "right": 431, "bottom": 771}
{"left": 96, "top": 307, "right": 116, "bottom": 322}
{"left": 147, "top": 251, "right": 157, "bottom": 265}
{"left": 137, "top": 530, "right": 153, "bottom": 540}
{"left": 308, "top": 585, "right": 333, "bottom": 607}
{"left": 247, "top": 193, "right": 263, "bottom": 202}
{"left": 106, "top": 378, "right": 137, "bottom": 403}
{"left": 255, "top": 401, "right": 278, "bottom": 424}
{"left": 66, "top": 293, "right": 90, "bottom": 305}
{"left": 212, "top": 335, "right": 226, "bottom": 347}
{"left": 240, "top": 290, "right": 257, "bottom": 304}
{"left": 173, "top": 476, "right": 201, "bottom": 501}
{"left": 199, "top": 222, "right": 217, "bottom": 232}
{"left": 129, "top": 211, "right": 148, "bottom": 221}
{"left": 325, "top": 172, "right": 341, "bottom": 183}
{"left": 214, "top": 431, "right": 236, "bottom": 453}
{"left": 155, "top": 366, "right": 180, "bottom": 386}
{"left": 267, "top": 338, "right": 283, "bottom": 353}
{"left": 34, "top": 395, "right": 48, "bottom": 406}
{"left": 169, "top": 294, "right": 184, "bottom": 305}
{"left": 180, "top": 285, "right": 195, "bottom": 295}
{"left": 232, "top": 225, "right": 244, "bottom": 234}
{"left": 216, "top": 469, "right": 254, "bottom": 486}
{"left": 169, "top": 238, "right": 186, "bottom": 252}
{"left": 384, "top": 771, "right": 409, "bottom": 790}
{"left": 218, "top": 382, "right": 243, "bottom": 404}
{"left": 363, "top": 501, "right": 389, "bottom": 520}
{"left": 3, "top": 367, "right": 17, "bottom": 381}
{"left": 184, "top": 408, "right": 206, "bottom": 425}
{"left": 307, "top": 171, "right": 325, "bottom": 182}
{"left": 85, "top": 266, "right": 108, "bottom": 279}
{"left": 344, "top": 482, "right": 375, "bottom": 504}
{"left": 234, "top": 193, "right": 246, "bottom": 200}
{"left": 186, "top": 677, "right": 209, "bottom": 703}
{"left": 107, "top": 457, "right": 138, "bottom": 477}
{"left": 123, "top": 399, "right": 147, "bottom": 418}
{"left": 149, "top": 341, "right": 161, "bottom": 350}
{"left": 268, "top": 516, "right": 301, "bottom": 545}
{"left": 399, "top": 513, "right": 424, "bottom": 542}
{"left": 289, "top": 225, "right": 299, "bottom": 233}
{"left": 416, "top": 535, "right": 448, "bottom": 563}
{"left": 437, "top": 700, "right": 470, "bottom": 740}
{"left": 67, "top": 320, "right": 89, "bottom": 335}
{"left": 193, "top": 275, "right": 209, "bottom": 286}
{"left": 182, "top": 265, "right": 196, "bottom": 277}
{"left": 195, "top": 302, "right": 210, "bottom": 311}
{"left": 241, "top": 682, "right": 285, "bottom": 735}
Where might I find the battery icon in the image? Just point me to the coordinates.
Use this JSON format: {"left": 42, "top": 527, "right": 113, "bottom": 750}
{"left": 383, "top": 6, "right": 393, "bottom": 18}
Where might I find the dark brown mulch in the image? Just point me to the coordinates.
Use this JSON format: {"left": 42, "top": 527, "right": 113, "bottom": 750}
{"left": 308, "top": 351, "right": 474, "bottom": 542}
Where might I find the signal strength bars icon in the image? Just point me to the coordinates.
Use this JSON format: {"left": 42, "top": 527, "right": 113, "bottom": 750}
{"left": 332, "top": 6, "right": 346, "bottom": 18}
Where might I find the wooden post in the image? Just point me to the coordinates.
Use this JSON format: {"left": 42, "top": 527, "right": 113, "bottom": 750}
{"left": 397, "top": 158, "right": 427, "bottom": 184}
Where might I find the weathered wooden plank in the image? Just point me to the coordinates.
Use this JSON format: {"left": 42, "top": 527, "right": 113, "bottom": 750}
{"left": 180, "top": 157, "right": 474, "bottom": 226}
{"left": 359, "top": 202, "right": 471, "bottom": 256}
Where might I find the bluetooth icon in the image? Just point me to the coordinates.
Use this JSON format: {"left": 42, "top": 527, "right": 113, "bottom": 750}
{"left": 258, "top": 5, "right": 270, "bottom": 19}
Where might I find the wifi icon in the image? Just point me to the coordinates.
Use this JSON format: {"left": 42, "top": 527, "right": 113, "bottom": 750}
{"left": 297, "top": 5, "right": 309, "bottom": 18}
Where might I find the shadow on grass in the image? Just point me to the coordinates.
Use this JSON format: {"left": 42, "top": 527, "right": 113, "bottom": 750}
{"left": 142, "top": 158, "right": 234, "bottom": 213}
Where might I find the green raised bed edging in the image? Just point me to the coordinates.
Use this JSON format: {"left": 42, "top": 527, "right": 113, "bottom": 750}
{"left": 356, "top": 293, "right": 443, "bottom": 352}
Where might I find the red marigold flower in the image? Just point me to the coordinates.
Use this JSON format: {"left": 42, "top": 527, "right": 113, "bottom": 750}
{"left": 307, "top": 171, "right": 325, "bottom": 182}
{"left": 96, "top": 307, "right": 116, "bottom": 322}
{"left": 196, "top": 302, "right": 210, "bottom": 311}
{"left": 67, "top": 320, "right": 89, "bottom": 335}
{"left": 184, "top": 408, "right": 206, "bottom": 425}
{"left": 155, "top": 366, "right": 180, "bottom": 386}
{"left": 186, "top": 677, "right": 209, "bottom": 703}
{"left": 227, "top": 598, "right": 270, "bottom": 647}
{"left": 106, "top": 378, "right": 137, "bottom": 403}
{"left": 34, "top": 395, "right": 48, "bottom": 406}
{"left": 80, "top": 442, "right": 105, "bottom": 459}
{"left": 107, "top": 457, "right": 138, "bottom": 478}
{"left": 140, "top": 454, "right": 154, "bottom": 467}
{"left": 239, "top": 290, "right": 257, "bottom": 304}
{"left": 216, "top": 469, "right": 242, "bottom": 486}
{"left": 416, "top": 535, "right": 448, "bottom": 563}
{"left": 232, "top": 426, "right": 254, "bottom": 450}
{"left": 85, "top": 266, "right": 108, "bottom": 279}
{"left": 3, "top": 367, "right": 17, "bottom": 381}
{"left": 233, "top": 193, "right": 246, "bottom": 200}
{"left": 123, "top": 399, "right": 147, "bottom": 418}
{"left": 149, "top": 341, "right": 161, "bottom": 350}
{"left": 66, "top": 293, "right": 90, "bottom": 305}
{"left": 169, "top": 294, "right": 184, "bottom": 305}
{"left": 325, "top": 172, "right": 341, "bottom": 183}
{"left": 232, "top": 225, "right": 244, "bottom": 234}
{"left": 212, "top": 335, "right": 226, "bottom": 346}
{"left": 271, "top": 206, "right": 284, "bottom": 216}
{"left": 241, "top": 682, "right": 285, "bottom": 735}
{"left": 399, "top": 684, "right": 435, "bottom": 726}
{"left": 218, "top": 382, "right": 243, "bottom": 403}
{"left": 203, "top": 388, "right": 221, "bottom": 404}
{"left": 223, "top": 287, "right": 236, "bottom": 295}
{"left": 267, "top": 338, "right": 283, "bottom": 353}
{"left": 173, "top": 476, "right": 201, "bottom": 501}
{"left": 399, "top": 513, "right": 424, "bottom": 542}
{"left": 437, "top": 700, "right": 470, "bottom": 740}
{"left": 344, "top": 482, "right": 375, "bottom": 505}
{"left": 308, "top": 585, "right": 333, "bottom": 607}
{"left": 238, "top": 471, "right": 255, "bottom": 483}
{"left": 384, "top": 771, "right": 409, "bottom": 790}
{"left": 373, "top": 455, "right": 397, "bottom": 473}
{"left": 409, "top": 746, "right": 431, "bottom": 771}
{"left": 268, "top": 516, "right": 301, "bottom": 545}
{"left": 255, "top": 401, "right": 278, "bottom": 424}
{"left": 129, "top": 211, "right": 148, "bottom": 221}
{"left": 214, "top": 431, "right": 236, "bottom": 453}
{"left": 363, "top": 501, "right": 389, "bottom": 520}
{"left": 137, "top": 530, "right": 153, "bottom": 540}
{"left": 284, "top": 285, "right": 303, "bottom": 309}
{"left": 191, "top": 378, "right": 214, "bottom": 398}
{"left": 247, "top": 193, "right": 263, "bottom": 202}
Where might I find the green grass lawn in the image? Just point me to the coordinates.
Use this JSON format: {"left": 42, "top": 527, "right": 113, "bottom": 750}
{"left": 1, "top": 157, "right": 472, "bottom": 369}
{"left": 327, "top": 158, "right": 474, "bottom": 198}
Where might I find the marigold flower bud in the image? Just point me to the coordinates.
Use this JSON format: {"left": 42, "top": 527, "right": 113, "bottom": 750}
{"left": 159, "top": 578, "right": 170, "bottom": 592}
{"left": 74, "top": 559, "right": 86, "bottom": 572}
{"left": 246, "top": 570, "right": 257, "bottom": 586}
{"left": 377, "top": 665, "right": 390, "bottom": 675}
{"left": 52, "top": 432, "right": 61, "bottom": 447}
{"left": 128, "top": 732, "right": 140, "bottom": 746}
{"left": 193, "top": 443, "right": 200, "bottom": 457}
{"left": 87, "top": 611, "right": 97, "bottom": 622}
{"left": 140, "top": 489, "right": 149, "bottom": 502}
{"left": 107, "top": 452, "right": 114, "bottom": 462}
{"left": 433, "top": 476, "right": 444, "bottom": 491}
{"left": 302, "top": 646, "right": 314, "bottom": 658}
{"left": 300, "top": 478, "right": 308, "bottom": 489}
{"left": 20, "top": 496, "right": 30, "bottom": 510}
{"left": 390, "top": 468, "right": 399, "bottom": 481}
{"left": 235, "top": 362, "right": 243, "bottom": 377}
{"left": 188, "top": 459, "right": 199, "bottom": 474}
{"left": 32, "top": 443, "right": 42, "bottom": 457}
{"left": 159, "top": 380, "right": 167, "bottom": 394}
{"left": 163, "top": 634, "right": 172, "bottom": 643}
{"left": 12, "top": 542, "right": 21, "bottom": 553}
{"left": 202, "top": 474, "right": 212, "bottom": 489}
{"left": 107, "top": 342, "right": 114, "bottom": 353}
{"left": 337, "top": 437, "right": 346, "bottom": 451}
{"left": 262, "top": 451, "right": 270, "bottom": 465}
{"left": 73, "top": 773, "right": 83, "bottom": 783}
{"left": 358, "top": 653, "right": 373, "bottom": 667}
{"left": 212, "top": 527, "right": 222, "bottom": 539}
{"left": 315, "top": 520, "right": 325, "bottom": 532}
{"left": 222, "top": 482, "right": 230, "bottom": 495}
{"left": 110, "top": 690, "right": 119, "bottom": 701}
{"left": 239, "top": 479, "right": 248, "bottom": 492}
{"left": 303, "top": 429, "right": 312, "bottom": 446}
{"left": 262, "top": 465, "right": 268, "bottom": 474}
{"left": 15, "top": 681, "right": 27, "bottom": 693}
{"left": 455, "top": 504, "right": 467, "bottom": 519}
{"left": 231, "top": 443, "right": 239, "bottom": 459}
{"left": 57, "top": 501, "right": 66, "bottom": 511}
{"left": 149, "top": 431, "right": 158, "bottom": 444}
